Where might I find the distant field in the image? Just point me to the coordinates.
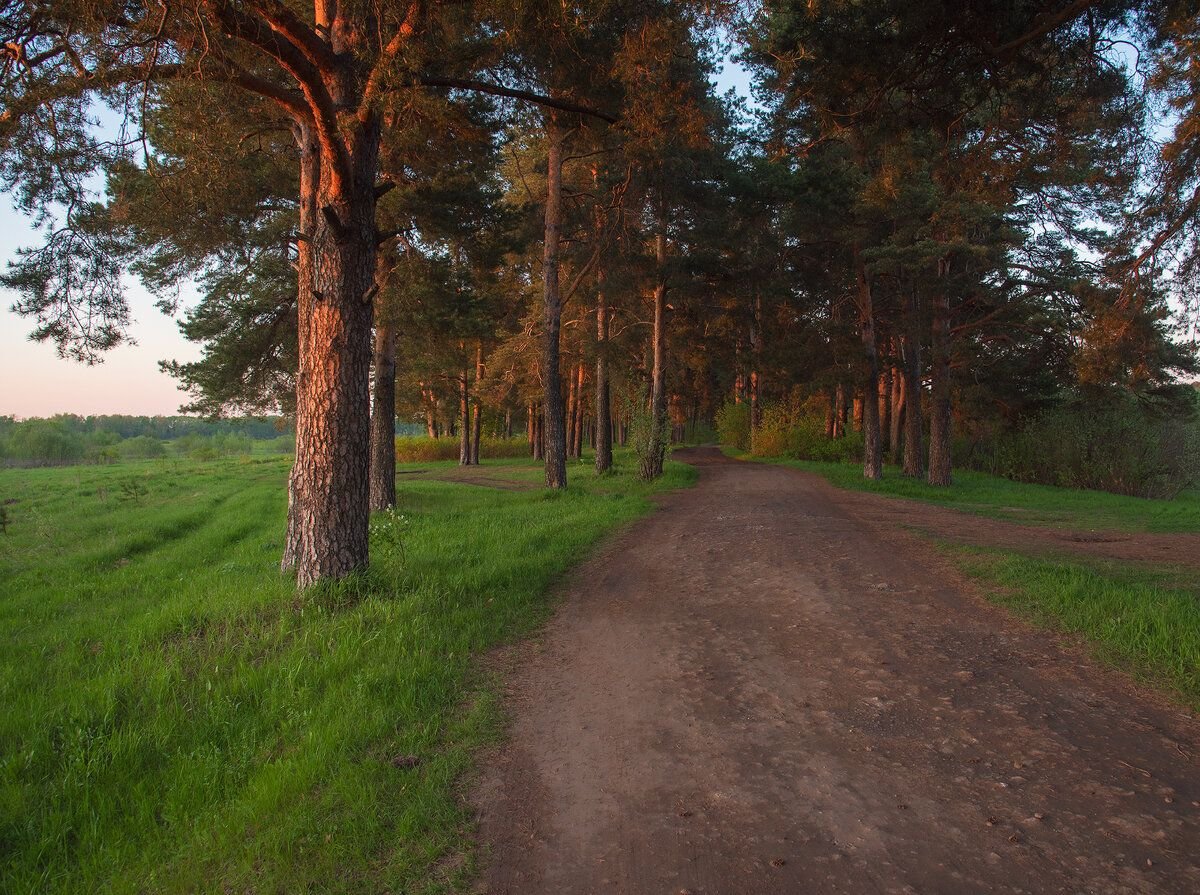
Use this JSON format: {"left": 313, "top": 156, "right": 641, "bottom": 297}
{"left": 0, "top": 452, "right": 694, "bottom": 894}
{"left": 729, "top": 451, "right": 1200, "bottom": 533}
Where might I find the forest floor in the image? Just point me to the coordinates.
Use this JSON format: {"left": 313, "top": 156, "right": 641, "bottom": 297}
{"left": 473, "top": 446, "right": 1200, "bottom": 894}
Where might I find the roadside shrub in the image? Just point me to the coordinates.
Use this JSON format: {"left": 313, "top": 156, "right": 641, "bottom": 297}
{"left": 742, "top": 401, "right": 865, "bottom": 463}
{"left": 750, "top": 404, "right": 789, "bottom": 457}
{"left": 984, "top": 395, "right": 1200, "bottom": 499}
{"left": 715, "top": 401, "right": 751, "bottom": 451}
{"left": 393, "top": 435, "right": 528, "bottom": 463}
{"left": 622, "top": 390, "right": 667, "bottom": 480}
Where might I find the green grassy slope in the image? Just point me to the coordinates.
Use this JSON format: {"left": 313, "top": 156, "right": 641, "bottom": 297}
{"left": 0, "top": 453, "right": 694, "bottom": 894}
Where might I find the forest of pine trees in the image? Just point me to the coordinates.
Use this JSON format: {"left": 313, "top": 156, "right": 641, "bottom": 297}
{"left": 3, "top": 1, "right": 1199, "bottom": 587}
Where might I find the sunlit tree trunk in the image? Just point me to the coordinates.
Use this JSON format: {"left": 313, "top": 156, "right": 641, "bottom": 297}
{"left": 855, "top": 249, "right": 882, "bottom": 479}
{"left": 458, "top": 356, "right": 471, "bottom": 466}
{"left": 285, "top": 100, "right": 381, "bottom": 588}
{"left": 902, "top": 286, "right": 924, "bottom": 478}
{"left": 643, "top": 207, "right": 668, "bottom": 480}
{"left": 889, "top": 364, "right": 904, "bottom": 465}
{"left": 928, "top": 265, "right": 953, "bottom": 485}
{"left": 368, "top": 319, "right": 397, "bottom": 511}
{"left": 542, "top": 120, "right": 568, "bottom": 488}
{"left": 595, "top": 260, "right": 613, "bottom": 473}
{"left": 470, "top": 342, "right": 483, "bottom": 465}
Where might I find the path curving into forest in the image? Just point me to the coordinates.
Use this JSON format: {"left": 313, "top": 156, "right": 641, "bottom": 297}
{"left": 473, "top": 447, "right": 1200, "bottom": 895}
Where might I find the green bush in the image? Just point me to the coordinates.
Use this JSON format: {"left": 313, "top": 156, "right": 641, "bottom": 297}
{"left": 118, "top": 435, "right": 167, "bottom": 459}
{"left": 715, "top": 401, "right": 751, "bottom": 451}
{"left": 6, "top": 419, "right": 84, "bottom": 465}
{"left": 981, "top": 395, "right": 1200, "bottom": 499}
{"left": 393, "top": 435, "right": 529, "bottom": 463}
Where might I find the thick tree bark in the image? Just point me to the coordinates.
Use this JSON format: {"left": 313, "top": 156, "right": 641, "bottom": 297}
{"left": 834, "top": 382, "right": 847, "bottom": 438}
{"left": 571, "top": 363, "right": 585, "bottom": 459}
{"left": 902, "top": 287, "right": 924, "bottom": 478}
{"left": 286, "top": 109, "right": 381, "bottom": 589}
{"left": 542, "top": 120, "right": 568, "bottom": 488}
{"left": 928, "top": 270, "right": 953, "bottom": 486}
{"left": 470, "top": 342, "right": 483, "bottom": 465}
{"left": 879, "top": 364, "right": 892, "bottom": 457}
{"left": 889, "top": 364, "right": 904, "bottom": 465}
{"left": 528, "top": 402, "right": 536, "bottom": 455}
{"left": 565, "top": 362, "right": 578, "bottom": 459}
{"left": 595, "top": 260, "right": 612, "bottom": 474}
{"left": 855, "top": 250, "right": 882, "bottom": 479}
{"left": 458, "top": 358, "right": 471, "bottom": 466}
{"left": 368, "top": 319, "right": 397, "bottom": 511}
{"left": 749, "top": 292, "right": 763, "bottom": 431}
{"left": 643, "top": 213, "right": 668, "bottom": 480}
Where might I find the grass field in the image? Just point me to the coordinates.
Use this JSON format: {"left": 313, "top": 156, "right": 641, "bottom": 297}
{"left": 728, "top": 451, "right": 1200, "bottom": 533}
{"left": 954, "top": 548, "right": 1200, "bottom": 709}
{"left": 0, "top": 452, "right": 694, "bottom": 894}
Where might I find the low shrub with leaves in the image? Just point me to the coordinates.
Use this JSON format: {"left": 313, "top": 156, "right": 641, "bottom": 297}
{"left": 975, "top": 393, "right": 1200, "bottom": 499}
{"left": 393, "top": 435, "right": 529, "bottom": 463}
{"left": 715, "top": 401, "right": 751, "bottom": 451}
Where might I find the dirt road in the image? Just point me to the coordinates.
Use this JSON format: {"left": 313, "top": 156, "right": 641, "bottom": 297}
{"left": 473, "top": 448, "right": 1199, "bottom": 894}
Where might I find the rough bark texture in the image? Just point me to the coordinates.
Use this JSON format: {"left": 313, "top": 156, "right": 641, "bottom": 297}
{"left": 286, "top": 97, "right": 381, "bottom": 588}
{"left": 571, "top": 363, "right": 585, "bottom": 459}
{"left": 855, "top": 252, "right": 882, "bottom": 480}
{"left": 749, "top": 293, "right": 763, "bottom": 431}
{"left": 471, "top": 343, "right": 483, "bottom": 465}
{"left": 928, "top": 280, "right": 953, "bottom": 486}
{"left": 643, "top": 218, "right": 668, "bottom": 481}
{"left": 368, "top": 319, "right": 397, "bottom": 511}
{"left": 879, "top": 365, "right": 892, "bottom": 456}
{"left": 902, "top": 288, "right": 924, "bottom": 478}
{"left": 459, "top": 360, "right": 471, "bottom": 466}
{"left": 595, "top": 263, "right": 612, "bottom": 474}
{"left": 542, "top": 122, "right": 568, "bottom": 488}
{"left": 889, "top": 364, "right": 904, "bottom": 465}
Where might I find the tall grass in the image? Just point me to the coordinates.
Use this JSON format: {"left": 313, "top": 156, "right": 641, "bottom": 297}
{"left": 0, "top": 453, "right": 694, "bottom": 894}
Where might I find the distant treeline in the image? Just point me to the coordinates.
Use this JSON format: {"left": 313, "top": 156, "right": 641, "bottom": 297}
{"left": 0, "top": 415, "right": 294, "bottom": 466}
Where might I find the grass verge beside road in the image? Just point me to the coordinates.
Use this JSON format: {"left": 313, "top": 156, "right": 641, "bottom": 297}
{"left": 0, "top": 452, "right": 694, "bottom": 894}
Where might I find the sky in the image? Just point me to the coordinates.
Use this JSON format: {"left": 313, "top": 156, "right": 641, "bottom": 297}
{"left": 0, "top": 58, "right": 756, "bottom": 420}
{"left": 0, "top": 202, "right": 203, "bottom": 418}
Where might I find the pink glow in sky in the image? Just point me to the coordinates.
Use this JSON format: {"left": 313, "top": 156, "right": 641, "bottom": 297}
{"left": 0, "top": 204, "right": 202, "bottom": 419}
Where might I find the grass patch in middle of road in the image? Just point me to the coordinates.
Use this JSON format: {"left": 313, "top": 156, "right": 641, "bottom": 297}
{"left": 724, "top": 448, "right": 1200, "bottom": 533}
{"left": 951, "top": 546, "right": 1200, "bottom": 709}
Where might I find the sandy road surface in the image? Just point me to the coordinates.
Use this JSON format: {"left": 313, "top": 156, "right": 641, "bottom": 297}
{"left": 473, "top": 448, "right": 1199, "bottom": 894}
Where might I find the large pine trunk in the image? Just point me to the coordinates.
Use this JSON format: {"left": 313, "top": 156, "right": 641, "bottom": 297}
{"left": 928, "top": 280, "right": 953, "bottom": 486}
{"left": 855, "top": 250, "right": 882, "bottom": 479}
{"left": 470, "top": 343, "right": 483, "bottom": 465}
{"left": 368, "top": 320, "right": 397, "bottom": 511}
{"left": 595, "top": 261, "right": 613, "bottom": 473}
{"left": 749, "top": 292, "right": 763, "bottom": 431}
{"left": 571, "top": 363, "right": 585, "bottom": 458}
{"left": 458, "top": 358, "right": 471, "bottom": 466}
{"left": 901, "top": 287, "right": 924, "bottom": 478}
{"left": 284, "top": 111, "right": 380, "bottom": 589}
{"left": 879, "top": 364, "right": 892, "bottom": 457}
{"left": 542, "top": 121, "right": 568, "bottom": 488}
{"left": 889, "top": 364, "right": 904, "bottom": 465}
{"left": 642, "top": 215, "right": 668, "bottom": 480}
